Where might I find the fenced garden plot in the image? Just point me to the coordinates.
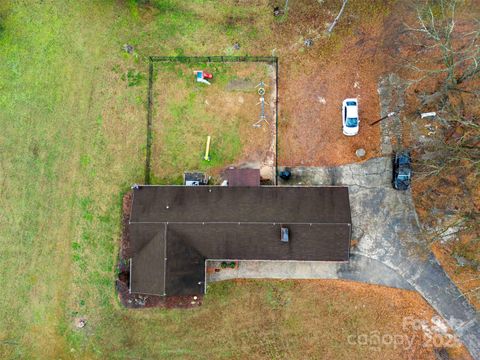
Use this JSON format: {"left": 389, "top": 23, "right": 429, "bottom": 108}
{"left": 145, "top": 56, "right": 278, "bottom": 184}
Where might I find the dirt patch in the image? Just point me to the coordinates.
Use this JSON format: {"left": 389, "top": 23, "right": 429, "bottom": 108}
{"left": 116, "top": 279, "right": 203, "bottom": 309}
{"left": 273, "top": 1, "right": 397, "bottom": 166}
{"left": 279, "top": 48, "right": 382, "bottom": 166}
{"left": 119, "top": 191, "right": 133, "bottom": 260}
{"left": 225, "top": 78, "right": 258, "bottom": 91}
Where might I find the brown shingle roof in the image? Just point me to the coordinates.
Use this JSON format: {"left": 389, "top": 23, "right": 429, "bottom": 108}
{"left": 129, "top": 186, "right": 352, "bottom": 296}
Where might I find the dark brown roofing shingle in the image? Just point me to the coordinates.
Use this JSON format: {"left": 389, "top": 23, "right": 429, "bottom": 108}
{"left": 129, "top": 223, "right": 166, "bottom": 295}
{"left": 130, "top": 186, "right": 351, "bottom": 224}
{"left": 129, "top": 186, "right": 352, "bottom": 296}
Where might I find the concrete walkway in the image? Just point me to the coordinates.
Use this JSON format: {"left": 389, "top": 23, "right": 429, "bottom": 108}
{"left": 277, "top": 157, "right": 480, "bottom": 359}
{"left": 207, "top": 254, "right": 413, "bottom": 290}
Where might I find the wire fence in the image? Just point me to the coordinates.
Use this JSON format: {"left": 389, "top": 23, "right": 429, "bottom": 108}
{"left": 144, "top": 56, "right": 279, "bottom": 184}
{"left": 149, "top": 56, "right": 278, "bottom": 63}
{"left": 145, "top": 61, "right": 154, "bottom": 184}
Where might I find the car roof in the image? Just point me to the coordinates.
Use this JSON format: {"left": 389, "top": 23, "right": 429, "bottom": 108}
{"left": 396, "top": 151, "right": 410, "bottom": 161}
{"left": 346, "top": 106, "right": 358, "bottom": 117}
{"left": 343, "top": 99, "right": 358, "bottom": 117}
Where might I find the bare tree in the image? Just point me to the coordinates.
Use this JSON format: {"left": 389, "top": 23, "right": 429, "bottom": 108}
{"left": 405, "top": 0, "right": 480, "bottom": 174}
{"left": 405, "top": 0, "right": 480, "bottom": 105}
{"left": 404, "top": 1, "right": 480, "bottom": 303}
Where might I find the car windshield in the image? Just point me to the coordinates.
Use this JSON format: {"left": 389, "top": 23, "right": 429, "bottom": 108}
{"left": 398, "top": 156, "right": 410, "bottom": 165}
{"left": 398, "top": 173, "right": 410, "bottom": 180}
{"left": 346, "top": 117, "right": 358, "bottom": 127}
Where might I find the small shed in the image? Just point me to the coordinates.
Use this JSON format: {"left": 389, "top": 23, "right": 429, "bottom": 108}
{"left": 183, "top": 172, "right": 208, "bottom": 186}
{"left": 225, "top": 168, "right": 260, "bottom": 187}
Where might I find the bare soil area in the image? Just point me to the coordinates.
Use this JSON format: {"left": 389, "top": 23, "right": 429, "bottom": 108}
{"left": 270, "top": 1, "right": 398, "bottom": 166}
{"left": 278, "top": 36, "right": 384, "bottom": 166}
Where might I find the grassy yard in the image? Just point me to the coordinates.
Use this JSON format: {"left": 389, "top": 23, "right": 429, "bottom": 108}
{"left": 151, "top": 61, "right": 274, "bottom": 184}
{"left": 0, "top": 0, "right": 456, "bottom": 359}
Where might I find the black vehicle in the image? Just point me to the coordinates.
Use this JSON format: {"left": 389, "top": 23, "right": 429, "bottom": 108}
{"left": 393, "top": 151, "right": 412, "bottom": 190}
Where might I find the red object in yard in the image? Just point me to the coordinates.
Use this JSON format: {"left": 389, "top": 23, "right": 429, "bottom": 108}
{"left": 203, "top": 72, "right": 213, "bottom": 79}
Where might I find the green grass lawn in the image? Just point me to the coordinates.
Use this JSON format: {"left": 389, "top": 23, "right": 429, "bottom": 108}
{"left": 0, "top": 1, "right": 413, "bottom": 359}
{"left": 0, "top": 1, "right": 273, "bottom": 357}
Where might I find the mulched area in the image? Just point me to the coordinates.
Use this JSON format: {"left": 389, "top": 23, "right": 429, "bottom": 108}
{"left": 116, "top": 191, "right": 203, "bottom": 309}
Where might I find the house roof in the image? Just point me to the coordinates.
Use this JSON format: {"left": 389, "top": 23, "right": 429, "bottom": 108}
{"left": 129, "top": 186, "right": 352, "bottom": 296}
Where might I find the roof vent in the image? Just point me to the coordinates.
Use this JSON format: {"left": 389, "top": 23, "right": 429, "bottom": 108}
{"left": 281, "top": 226, "right": 289, "bottom": 243}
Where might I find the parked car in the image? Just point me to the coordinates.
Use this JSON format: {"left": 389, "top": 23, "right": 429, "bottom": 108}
{"left": 342, "top": 98, "right": 359, "bottom": 136}
{"left": 392, "top": 151, "right": 412, "bottom": 190}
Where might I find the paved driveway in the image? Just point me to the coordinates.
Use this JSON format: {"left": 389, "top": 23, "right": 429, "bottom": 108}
{"left": 277, "top": 157, "right": 480, "bottom": 359}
